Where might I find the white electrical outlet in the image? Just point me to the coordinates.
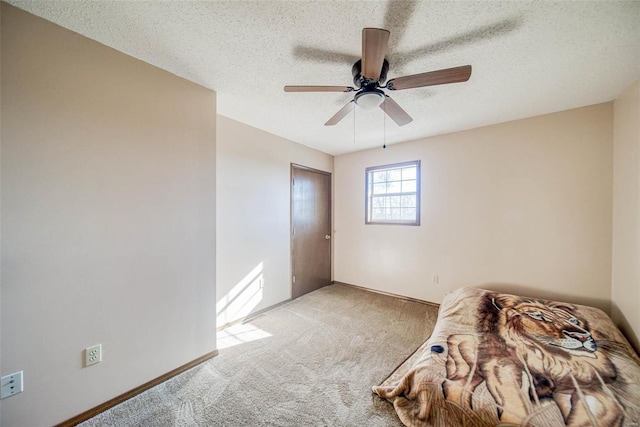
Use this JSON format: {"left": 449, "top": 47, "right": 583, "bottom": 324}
{"left": 433, "top": 275, "right": 439, "bottom": 284}
{"left": 1, "top": 371, "right": 24, "bottom": 399}
{"left": 85, "top": 344, "right": 102, "bottom": 367}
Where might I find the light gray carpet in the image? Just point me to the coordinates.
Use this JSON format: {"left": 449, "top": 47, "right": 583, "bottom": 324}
{"left": 79, "top": 284, "right": 439, "bottom": 426}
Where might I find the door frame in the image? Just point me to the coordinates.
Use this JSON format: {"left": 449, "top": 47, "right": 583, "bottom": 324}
{"left": 290, "top": 163, "right": 332, "bottom": 298}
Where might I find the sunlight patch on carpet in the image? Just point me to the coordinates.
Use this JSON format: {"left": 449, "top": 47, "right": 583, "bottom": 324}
{"left": 217, "top": 323, "right": 272, "bottom": 349}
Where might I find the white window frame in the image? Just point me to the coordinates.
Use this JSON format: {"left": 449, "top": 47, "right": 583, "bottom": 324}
{"left": 365, "top": 160, "right": 421, "bottom": 226}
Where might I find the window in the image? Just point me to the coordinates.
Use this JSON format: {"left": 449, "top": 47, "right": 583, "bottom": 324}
{"left": 365, "top": 160, "right": 420, "bottom": 225}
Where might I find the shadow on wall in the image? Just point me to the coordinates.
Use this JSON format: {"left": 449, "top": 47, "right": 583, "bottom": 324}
{"left": 610, "top": 302, "right": 640, "bottom": 355}
{"left": 473, "top": 282, "right": 612, "bottom": 315}
{"left": 217, "top": 262, "right": 264, "bottom": 329}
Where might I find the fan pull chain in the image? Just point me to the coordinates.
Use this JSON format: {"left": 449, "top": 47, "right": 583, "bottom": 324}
{"left": 383, "top": 97, "right": 387, "bottom": 149}
{"left": 353, "top": 101, "right": 356, "bottom": 145}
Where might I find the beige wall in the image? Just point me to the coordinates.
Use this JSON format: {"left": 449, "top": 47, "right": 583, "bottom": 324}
{"left": 0, "top": 3, "right": 3, "bottom": 424}
{"left": 334, "top": 103, "right": 614, "bottom": 312}
{"left": 0, "top": 5, "right": 217, "bottom": 426}
{"left": 216, "top": 116, "right": 333, "bottom": 328}
{"left": 612, "top": 79, "right": 640, "bottom": 353}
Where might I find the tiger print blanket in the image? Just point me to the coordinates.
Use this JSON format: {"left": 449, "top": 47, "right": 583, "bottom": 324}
{"left": 373, "top": 287, "right": 640, "bottom": 427}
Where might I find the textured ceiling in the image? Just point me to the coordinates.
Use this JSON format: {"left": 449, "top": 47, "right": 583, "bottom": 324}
{"left": 6, "top": 1, "right": 640, "bottom": 155}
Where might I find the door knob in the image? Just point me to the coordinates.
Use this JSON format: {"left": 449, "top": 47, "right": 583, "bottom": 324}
{"left": 325, "top": 234, "right": 331, "bottom": 239}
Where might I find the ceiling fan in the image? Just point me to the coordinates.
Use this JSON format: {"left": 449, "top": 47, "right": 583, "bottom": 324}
{"left": 284, "top": 28, "right": 472, "bottom": 127}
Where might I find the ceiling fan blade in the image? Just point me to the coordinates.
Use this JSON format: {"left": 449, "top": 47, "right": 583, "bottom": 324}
{"left": 361, "top": 28, "right": 390, "bottom": 81}
{"left": 284, "top": 85, "right": 353, "bottom": 93}
{"left": 387, "top": 65, "right": 472, "bottom": 91}
{"left": 380, "top": 96, "right": 413, "bottom": 127}
{"left": 325, "top": 101, "right": 354, "bottom": 126}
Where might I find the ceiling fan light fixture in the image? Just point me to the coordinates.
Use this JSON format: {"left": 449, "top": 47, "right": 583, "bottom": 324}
{"left": 354, "top": 90, "right": 385, "bottom": 110}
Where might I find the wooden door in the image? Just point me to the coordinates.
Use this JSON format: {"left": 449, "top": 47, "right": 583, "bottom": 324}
{"left": 291, "top": 165, "right": 332, "bottom": 299}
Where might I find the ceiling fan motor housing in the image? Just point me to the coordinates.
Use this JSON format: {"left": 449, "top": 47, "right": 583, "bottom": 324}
{"left": 352, "top": 59, "right": 389, "bottom": 88}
